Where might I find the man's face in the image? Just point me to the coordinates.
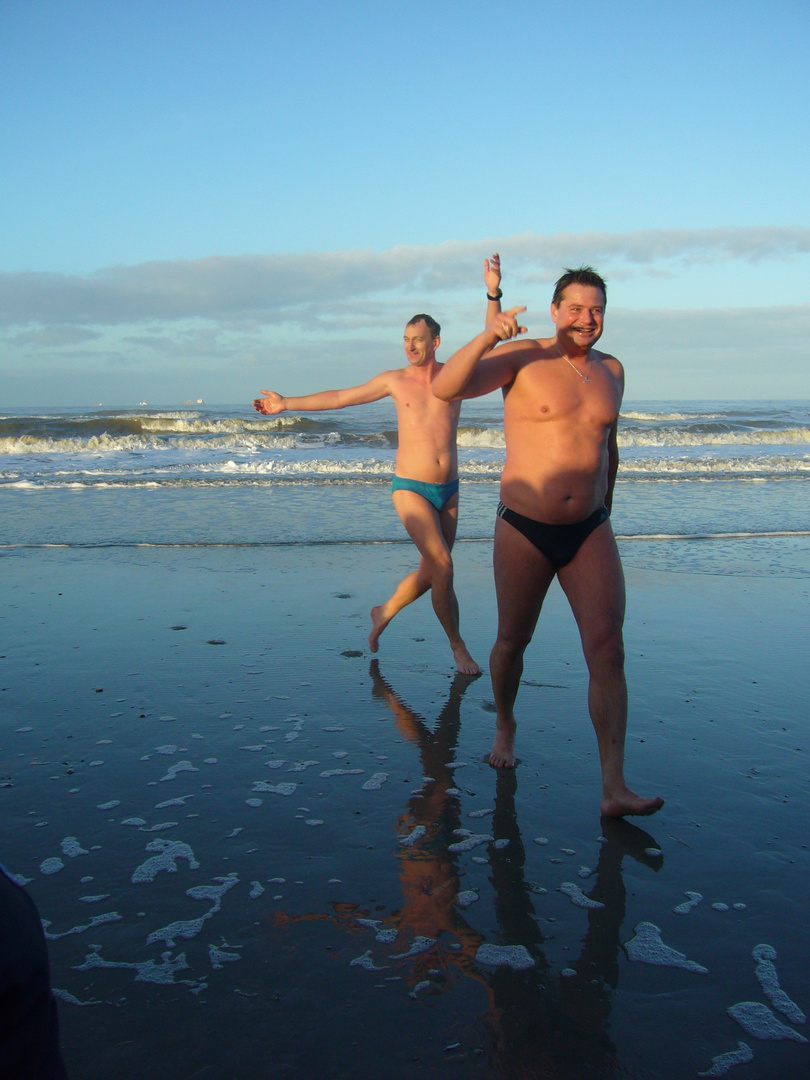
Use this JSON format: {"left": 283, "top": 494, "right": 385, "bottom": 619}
{"left": 551, "top": 284, "right": 605, "bottom": 352}
{"left": 403, "top": 320, "right": 439, "bottom": 366}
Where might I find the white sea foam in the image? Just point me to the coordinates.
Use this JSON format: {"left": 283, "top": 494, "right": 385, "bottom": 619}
{"left": 52, "top": 988, "right": 103, "bottom": 1007}
{"left": 146, "top": 874, "right": 238, "bottom": 947}
{"left": 752, "top": 944, "right": 806, "bottom": 1024}
{"left": 673, "top": 890, "right": 703, "bottom": 914}
{"left": 697, "top": 1041, "right": 754, "bottom": 1077}
{"left": 43, "top": 911, "right": 122, "bottom": 940}
{"left": 728, "top": 1002, "right": 807, "bottom": 1042}
{"left": 362, "top": 772, "right": 389, "bottom": 790}
{"left": 390, "top": 937, "right": 436, "bottom": 959}
{"left": 252, "top": 781, "right": 297, "bottom": 795}
{"left": 350, "top": 950, "right": 387, "bottom": 971}
{"left": 158, "top": 761, "right": 199, "bottom": 781}
{"left": 398, "top": 825, "right": 426, "bottom": 847}
{"left": 75, "top": 944, "right": 204, "bottom": 990}
{"left": 624, "top": 922, "right": 708, "bottom": 973}
{"left": 61, "top": 837, "right": 89, "bottom": 858}
{"left": 560, "top": 882, "right": 604, "bottom": 909}
{"left": 131, "top": 839, "right": 200, "bottom": 883}
{"left": 448, "top": 832, "right": 492, "bottom": 852}
{"left": 475, "top": 944, "right": 535, "bottom": 971}
{"left": 209, "top": 941, "right": 242, "bottom": 969}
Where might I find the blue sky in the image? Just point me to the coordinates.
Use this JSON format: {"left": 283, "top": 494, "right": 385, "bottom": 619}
{"left": 1, "top": 0, "right": 808, "bottom": 405}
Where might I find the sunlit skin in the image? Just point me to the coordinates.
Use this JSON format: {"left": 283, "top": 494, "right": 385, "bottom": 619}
{"left": 433, "top": 259, "right": 664, "bottom": 817}
{"left": 253, "top": 320, "right": 480, "bottom": 675}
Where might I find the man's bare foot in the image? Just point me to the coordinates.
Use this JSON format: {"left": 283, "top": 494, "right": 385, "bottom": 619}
{"left": 489, "top": 723, "right": 516, "bottom": 768}
{"left": 452, "top": 644, "right": 481, "bottom": 676}
{"left": 368, "top": 606, "right": 390, "bottom": 653}
{"left": 600, "top": 787, "right": 664, "bottom": 818}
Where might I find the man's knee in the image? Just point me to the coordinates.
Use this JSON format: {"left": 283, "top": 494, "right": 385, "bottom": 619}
{"left": 428, "top": 550, "right": 454, "bottom": 584}
{"left": 494, "top": 625, "right": 534, "bottom": 659}
{"left": 584, "top": 627, "right": 625, "bottom": 673}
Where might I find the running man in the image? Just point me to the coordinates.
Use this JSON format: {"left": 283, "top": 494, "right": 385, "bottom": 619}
{"left": 253, "top": 314, "right": 488, "bottom": 675}
{"left": 433, "top": 258, "right": 664, "bottom": 816}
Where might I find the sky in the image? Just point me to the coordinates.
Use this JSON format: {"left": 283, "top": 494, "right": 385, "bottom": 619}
{"left": 1, "top": 0, "right": 809, "bottom": 406}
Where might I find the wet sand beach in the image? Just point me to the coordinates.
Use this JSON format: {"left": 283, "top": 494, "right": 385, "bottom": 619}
{"left": 2, "top": 540, "right": 808, "bottom": 1079}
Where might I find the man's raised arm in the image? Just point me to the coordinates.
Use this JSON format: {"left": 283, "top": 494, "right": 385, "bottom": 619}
{"left": 253, "top": 373, "right": 391, "bottom": 415}
{"left": 484, "top": 253, "right": 503, "bottom": 326}
{"left": 432, "top": 307, "right": 527, "bottom": 402}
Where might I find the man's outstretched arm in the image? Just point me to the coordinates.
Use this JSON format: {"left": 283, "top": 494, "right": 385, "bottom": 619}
{"left": 253, "top": 372, "right": 392, "bottom": 415}
{"left": 432, "top": 307, "right": 528, "bottom": 402}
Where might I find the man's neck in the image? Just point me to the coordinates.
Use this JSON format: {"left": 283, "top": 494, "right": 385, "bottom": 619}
{"left": 405, "top": 358, "right": 441, "bottom": 383}
{"left": 556, "top": 334, "right": 593, "bottom": 363}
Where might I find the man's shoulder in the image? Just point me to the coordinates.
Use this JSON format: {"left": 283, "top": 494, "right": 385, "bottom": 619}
{"left": 593, "top": 349, "right": 623, "bottom": 377}
{"left": 503, "top": 337, "right": 559, "bottom": 373}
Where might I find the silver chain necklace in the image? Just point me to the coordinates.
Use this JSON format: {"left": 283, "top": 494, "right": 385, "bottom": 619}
{"left": 557, "top": 346, "right": 592, "bottom": 382}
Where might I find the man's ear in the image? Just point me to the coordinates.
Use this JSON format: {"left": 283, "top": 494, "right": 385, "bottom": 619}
{"left": 550, "top": 303, "right": 559, "bottom": 325}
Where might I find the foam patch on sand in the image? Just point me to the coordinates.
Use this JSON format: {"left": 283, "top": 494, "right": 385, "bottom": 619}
{"left": 146, "top": 874, "right": 239, "bottom": 947}
{"left": 131, "top": 839, "right": 200, "bottom": 883}
{"left": 752, "top": 944, "right": 806, "bottom": 1024}
{"left": 475, "top": 944, "right": 535, "bottom": 971}
{"left": 398, "top": 825, "right": 426, "bottom": 847}
{"left": 673, "top": 891, "right": 703, "bottom": 914}
{"left": 43, "top": 911, "right": 122, "bottom": 940}
{"left": 560, "top": 882, "right": 604, "bottom": 910}
{"left": 728, "top": 1002, "right": 807, "bottom": 1042}
{"left": 75, "top": 946, "right": 205, "bottom": 992}
{"left": 362, "top": 772, "right": 389, "bottom": 790}
{"left": 697, "top": 1042, "right": 754, "bottom": 1077}
{"left": 448, "top": 830, "right": 492, "bottom": 852}
{"left": 624, "top": 922, "right": 708, "bottom": 973}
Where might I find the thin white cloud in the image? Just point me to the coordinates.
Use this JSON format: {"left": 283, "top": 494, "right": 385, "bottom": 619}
{"left": 1, "top": 226, "right": 808, "bottom": 328}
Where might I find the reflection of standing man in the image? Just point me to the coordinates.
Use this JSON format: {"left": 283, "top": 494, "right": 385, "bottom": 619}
{"left": 253, "top": 315, "right": 480, "bottom": 674}
{"left": 433, "top": 258, "right": 663, "bottom": 817}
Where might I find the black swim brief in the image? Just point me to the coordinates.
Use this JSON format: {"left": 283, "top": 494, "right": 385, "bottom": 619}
{"left": 496, "top": 502, "right": 609, "bottom": 569}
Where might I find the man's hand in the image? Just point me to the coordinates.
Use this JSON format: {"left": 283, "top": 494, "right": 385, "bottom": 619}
{"left": 253, "top": 390, "right": 286, "bottom": 415}
{"left": 484, "top": 252, "right": 502, "bottom": 295}
{"left": 488, "top": 306, "right": 527, "bottom": 343}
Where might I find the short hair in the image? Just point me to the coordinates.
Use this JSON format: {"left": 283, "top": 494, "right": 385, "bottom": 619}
{"left": 551, "top": 266, "right": 607, "bottom": 307}
{"left": 407, "top": 313, "right": 441, "bottom": 339}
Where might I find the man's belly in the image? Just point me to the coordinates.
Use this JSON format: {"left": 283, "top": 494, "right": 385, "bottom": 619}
{"left": 499, "top": 469, "right": 607, "bottom": 525}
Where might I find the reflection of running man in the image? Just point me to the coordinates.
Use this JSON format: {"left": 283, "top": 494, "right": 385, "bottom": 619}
{"left": 253, "top": 315, "right": 482, "bottom": 673}
{"left": 434, "top": 258, "right": 663, "bottom": 816}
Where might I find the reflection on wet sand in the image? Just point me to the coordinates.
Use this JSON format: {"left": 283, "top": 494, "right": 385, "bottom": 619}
{"left": 275, "top": 661, "right": 665, "bottom": 1076}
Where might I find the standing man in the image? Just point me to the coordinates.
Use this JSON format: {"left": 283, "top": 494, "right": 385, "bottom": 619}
{"left": 253, "top": 315, "right": 481, "bottom": 675}
{"left": 433, "top": 259, "right": 663, "bottom": 817}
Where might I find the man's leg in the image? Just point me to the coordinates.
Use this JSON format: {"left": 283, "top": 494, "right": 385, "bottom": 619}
{"left": 557, "top": 521, "right": 664, "bottom": 817}
{"left": 370, "top": 489, "right": 479, "bottom": 674}
{"left": 489, "top": 516, "right": 557, "bottom": 766}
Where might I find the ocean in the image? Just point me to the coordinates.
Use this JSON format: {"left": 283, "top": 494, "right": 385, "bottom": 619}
{"left": 2, "top": 398, "right": 808, "bottom": 575}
